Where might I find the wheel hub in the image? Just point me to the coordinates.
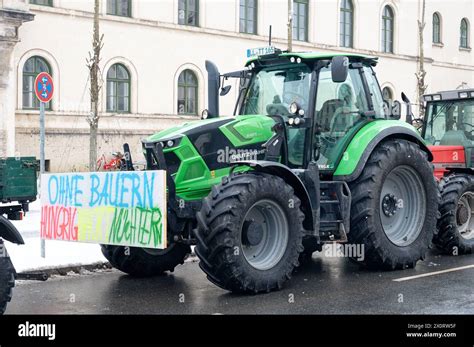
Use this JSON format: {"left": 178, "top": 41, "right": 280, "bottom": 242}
{"left": 242, "top": 221, "right": 264, "bottom": 246}
{"left": 382, "top": 194, "right": 399, "bottom": 217}
{"left": 457, "top": 203, "right": 470, "bottom": 226}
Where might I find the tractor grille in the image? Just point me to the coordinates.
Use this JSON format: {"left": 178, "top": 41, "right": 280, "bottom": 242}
{"left": 164, "top": 152, "right": 181, "bottom": 176}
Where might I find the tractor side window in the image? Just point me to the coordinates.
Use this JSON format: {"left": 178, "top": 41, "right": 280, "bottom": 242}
{"left": 315, "top": 66, "right": 370, "bottom": 171}
{"left": 425, "top": 100, "right": 474, "bottom": 146}
{"left": 363, "top": 66, "right": 385, "bottom": 119}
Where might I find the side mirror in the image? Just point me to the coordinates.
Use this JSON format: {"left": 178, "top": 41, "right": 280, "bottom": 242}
{"left": 331, "top": 56, "right": 349, "bottom": 83}
{"left": 220, "top": 85, "right": 232, "bottom": 96}
{"left": 401, "top": 92, "right": 413, "bottom": 125}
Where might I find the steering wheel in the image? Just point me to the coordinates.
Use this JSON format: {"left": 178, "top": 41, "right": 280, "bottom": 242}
{"left": 461, "top": 122, "right": 474, "bottom": 140}
{"left": 266, "top": 103, "right": 291, "bottom": 116}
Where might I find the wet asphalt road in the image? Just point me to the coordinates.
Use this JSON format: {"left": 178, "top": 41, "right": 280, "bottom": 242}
{"left": 6, "top": 250, "right": 474, "bottom": 315}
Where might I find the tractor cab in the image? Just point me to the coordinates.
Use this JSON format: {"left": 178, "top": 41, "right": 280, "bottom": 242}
{"left": 422, "top": 89, "right": 474, "bottom": 179}
{"left": 231, "top": 51, "right": 387, "bottom": 173}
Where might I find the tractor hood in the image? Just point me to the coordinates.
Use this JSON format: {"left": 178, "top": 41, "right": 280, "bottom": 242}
{"left": 146, "top": 115, "right": 275, "bottom": 147}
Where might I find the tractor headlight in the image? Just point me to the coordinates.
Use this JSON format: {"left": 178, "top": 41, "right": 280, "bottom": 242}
{"left": 432, "top": 94, "right": 442, "bottom": 101}
{"left": 288, "top": 118, "right": 295, "bottom": 126}
{"left": 167, "top": 140, "right": 175, "bottom": 148}
{"left": 294, "top": 117, "right": 302, "bottom": 126}
{"left": 459, "top": 92, "right": 469, "bottom": 98}
{"left": 289, "top": 102, "right": 299, "bottom": 115}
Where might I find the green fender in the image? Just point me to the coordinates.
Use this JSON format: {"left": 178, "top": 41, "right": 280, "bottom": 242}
{"left": 333, "top": 120, "right": 433, "bottom": 182}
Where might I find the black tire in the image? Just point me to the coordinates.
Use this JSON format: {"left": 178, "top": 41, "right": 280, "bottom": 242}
{"left": 435, "top": 174, "right": 474, "bottom": 254}
{"left": 101, "top": 243, "right": 191, "bottom": 277}
{"left": 195, "top": 173, "right": 305, "bottom": 294}
{"left": 348, "top": 139, "right": 438, "bottom": 270}
{"left": 0, "top": 241, "right": 15, "bottom": 315}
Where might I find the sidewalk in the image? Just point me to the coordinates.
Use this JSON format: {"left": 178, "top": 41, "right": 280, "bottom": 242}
{"left": 8, "top": 200, "right": 107, "bottom": 273}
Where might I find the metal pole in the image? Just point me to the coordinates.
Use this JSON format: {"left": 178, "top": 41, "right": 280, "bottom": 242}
{"left": 40, "top": 101, "right": 46, "bottom": 259}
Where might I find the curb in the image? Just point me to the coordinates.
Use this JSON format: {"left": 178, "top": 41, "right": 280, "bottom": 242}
{"left": 17, "top": 254, "right": 199, "bottom": 280}
{"left": 17, "top": 262, "right": 112, "bottom": 279}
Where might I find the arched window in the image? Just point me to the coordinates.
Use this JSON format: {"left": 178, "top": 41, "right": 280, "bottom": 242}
{"left": 22, "top": 56, "right": 52, "bottom": 110}
{"left": 433, "top": 12, "right": 441, "bottom": 44}
{"left": 106, "top": 64, "right": 130, "bottom": 113}
{"left": 178, "top": 70, "right": 198, "bottom": 115}
{"left": 382, "top": 87, "right": 393, "bottom": 104}
{"left": 340, "top": 0, "right": 354, "bottom": 48}
{"left": 381, "top": 5, "right": 394, "bottom": 53}
{"left": 460, "top": 18, "right": 470, "bottom": 48}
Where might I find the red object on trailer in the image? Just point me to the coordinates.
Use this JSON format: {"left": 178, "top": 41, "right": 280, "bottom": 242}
{"left": 428, "top": 145, "right": 466, "bottom": 180}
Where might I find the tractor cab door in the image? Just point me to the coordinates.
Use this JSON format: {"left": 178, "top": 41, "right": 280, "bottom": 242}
{"left": 313, "top": 64, "right": 385, "bottom": 172}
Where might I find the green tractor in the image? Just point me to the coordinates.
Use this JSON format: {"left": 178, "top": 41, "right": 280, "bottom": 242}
{"left": 102, "top": 50, "right": 439, "bottom": 293}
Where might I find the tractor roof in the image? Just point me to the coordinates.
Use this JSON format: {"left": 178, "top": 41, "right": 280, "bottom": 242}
{"left": 245, "top": 51, "right": 378, "bottom": 67}
{"left": 423, "top": 89, "right": 474, "bottom": 102}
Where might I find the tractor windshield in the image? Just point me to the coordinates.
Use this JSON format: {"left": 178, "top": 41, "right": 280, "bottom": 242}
{"left": 424, "top": 99, "right": 474, "bottom": 146}
{"left": 240, "top": 65, "right": 312, "bottom": 116}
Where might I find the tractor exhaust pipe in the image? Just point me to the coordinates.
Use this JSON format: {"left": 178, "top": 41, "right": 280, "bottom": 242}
{"left": 205, "top": 60, "right": 220, "bottom": 118}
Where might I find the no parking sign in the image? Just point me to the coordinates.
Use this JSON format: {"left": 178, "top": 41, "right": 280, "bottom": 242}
{"left": 34, "top": 72, "right": 54, "bottom": 103}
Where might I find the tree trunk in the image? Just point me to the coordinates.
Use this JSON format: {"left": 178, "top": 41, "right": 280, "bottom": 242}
{"left": 88, "top": 0, "right": 103, "bottom": 172}
{"left": 287, "top": 0, "right": 293, "bottom": 52}
{"left": 416, "top": 0, "right": 427, "bottom": 120}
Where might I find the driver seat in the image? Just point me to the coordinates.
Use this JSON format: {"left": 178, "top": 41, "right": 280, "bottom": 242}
{"left": 440, "top": 130, "right": 472, "bottom": 147}
{"left": 319, "top": 99, "right": 343, "bottom": 132}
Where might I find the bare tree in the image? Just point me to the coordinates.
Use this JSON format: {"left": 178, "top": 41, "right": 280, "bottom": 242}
{"left": 416, "top": 0, "right": 428, "bottom": 119}
{"left": 287, "top": 0, "right": 293, "bottom": 52}
{"left": 86, "top": 0, "right": 104, "bottom": 172}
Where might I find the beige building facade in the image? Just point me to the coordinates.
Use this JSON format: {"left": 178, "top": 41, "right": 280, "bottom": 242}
{"left": 0, "top": 0, "right": 473, "bottom": 171}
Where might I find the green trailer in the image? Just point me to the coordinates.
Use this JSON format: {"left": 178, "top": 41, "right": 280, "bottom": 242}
{"left": 0, "top": 157, "right": 36, "bottom": 314}
{"left": 0, "top": 157, "right": 37, "bottom": 206}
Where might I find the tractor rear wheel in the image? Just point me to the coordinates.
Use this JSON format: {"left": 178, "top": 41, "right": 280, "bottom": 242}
{"left": 0, "top": 241, "right": 15, "bottom": 315}
{"left": 348, "top": 139, "right": 438, "bottom": 270}
{"left": 101, "top": 243, "right": 191, "bottom": 277}
{"left": 195, "top": 173, "right": 305, "bottom": 293}
{"left": 435, "top": 174, "right": 474, "bottom": 254}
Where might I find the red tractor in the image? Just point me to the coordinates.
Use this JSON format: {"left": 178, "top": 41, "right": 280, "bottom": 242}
{"left": 421, "top": 89, "right": 474, "bottom": 254}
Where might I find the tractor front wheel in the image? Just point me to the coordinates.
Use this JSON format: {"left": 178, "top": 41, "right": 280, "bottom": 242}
{"left": 195, "top": 173, "right": 305, "bottom": 293}
{"left": 0, "top": 240, "right": 15, "bottom": 315}
{"left": 101, "top": 243, "right": 191, "bottom": 277}
{"left": 435, "top": 174, "right": 474, "bottom": 254}
{"left": 348, "top": 139, "right": 438, "bottom": 270}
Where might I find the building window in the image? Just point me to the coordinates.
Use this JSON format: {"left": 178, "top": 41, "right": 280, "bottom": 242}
{"left": 240, "top": 0, "right": 258, "bottom": 35}
{"left": 178, "top": 0, "right": 199, "bottom": 27}
{"left": 382, "top": 87, "right": 394, "bottom": 104}
{"left": 340, "top": 0, "right": 354, "bottom": 48}
{"left": 107, "top": 0, "right": 131, "bottom": 17}
{"left": 107, "top": 64, "right": 130, "bottom": 113}
{"left": 433, "top": 13, "right": 441, "bottom": 44}
{"left": 178, "top": 70, "right": 198, "bottom": 115}
{"left": 381, "top": 5, "right": 394, "bottom": 53}
{"left": 29, "top": 0, "right": 53, "bottom": 6}
{"left": 293, "top": 0, "right": 308, "bottom": 42}
{"left": 22, "top": 56, "right": 52, "bottom": 110}
{"left": 460, "top": 18, "right": 470, "bottom": 48}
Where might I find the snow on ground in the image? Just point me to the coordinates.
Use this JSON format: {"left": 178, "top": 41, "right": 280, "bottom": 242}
{"left": 7, "top": 200, "right": 106, "bottom": 273}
